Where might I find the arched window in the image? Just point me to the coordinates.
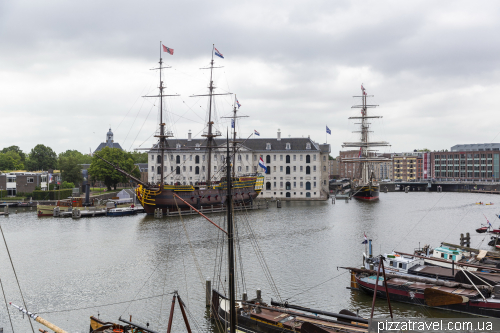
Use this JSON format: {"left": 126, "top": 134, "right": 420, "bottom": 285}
{"left": 195, "top": 166, "right": 200, "bottom": 174}
{"left": 286, "top": 166, "right": 290, "bottom": 174}
{"left": 266, "top": 182, "right": 271, "bottom": 190}
{"left": 176, "top": 155, "right": 181, "bottom": 164}
{"left": 306, "top": 182, "right": 311, "bottom": 190}
{"left": 306, "top": 192, "right": 311, "bottom": 197}
{"left": 266, "top": 155, "right": 271, "bottom": 164}
{"left": 286, "top": 192, "right": 291, "bottom": 197}
{"left": 306, "top": 166, "right": 311, "bottom": 174}
{"left": 157, "top": 166, "right": 161, "bottom": 174}
{"left": 238, "top": 166, "right": 242, "bottom": 172}
{"left": 286, "top": 182, "right": 291, "bottom": 190}
{"left": 176, "top": 166, "right": 180, "bottom": 174}
{"left": 195, "top": 155, "right": 200, "bottom": 164}
{"left": 286, "top": 155, "right": 290, "bottom": 163}
{"left": 266, "top": 167, "right": 271, "bottom": 175}
{"left": 306, "top": 155, "right": 310, "bottom": 163}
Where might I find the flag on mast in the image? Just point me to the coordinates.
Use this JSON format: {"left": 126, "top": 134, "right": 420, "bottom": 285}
{"left": 258, "top": 157, "right": 267, "bottom": 173}
{"left": 231, "top": 119, "right": 235, "bottom": 128}
{"left": 162, "top": 45, "right": 174, "bottom": 55}
{"left": 326, "top": 126, "right": 331, "bottom": 135}
{"left": 236, "top": 99, "right": 241, "bottom": 108}
{"left": 254, "top": 130, "right": 260, "bottom": 136}
{"left": 215, "top": 47, "right": 224, "bottom": 59}
{"left": 362, "top": 233, "right": 368, "bottom": 244}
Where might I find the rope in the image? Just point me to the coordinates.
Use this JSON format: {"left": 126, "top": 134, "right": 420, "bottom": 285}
{"left": 173, "top": 196, "right": 205, "bottom": 289}
{"left": 0, "top": 277, "right": 14, "bottom": 332}
{"left": 285, "top": 271, "right": 348, "bottom": 302}
{"left": 392, "top": 192, "right": 447, "bottom": 251}
{"left": 0, "top": 221, "right": 35, "bottom": 333}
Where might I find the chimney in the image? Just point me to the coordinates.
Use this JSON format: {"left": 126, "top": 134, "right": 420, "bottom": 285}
{"left": 277, "top": 129, "right": 281, "bottom": 141}
{"left": 188, "top": 130, "right": 192, "bottom": 141}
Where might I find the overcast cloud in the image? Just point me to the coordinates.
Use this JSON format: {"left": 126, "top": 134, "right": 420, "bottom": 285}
{"left": 1, "top": 0, "right": 500, "bottom": 157}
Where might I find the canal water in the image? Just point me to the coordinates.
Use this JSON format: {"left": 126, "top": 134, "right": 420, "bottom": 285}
{"left": 0, "top": 191, "right": 499, "bottom": 332}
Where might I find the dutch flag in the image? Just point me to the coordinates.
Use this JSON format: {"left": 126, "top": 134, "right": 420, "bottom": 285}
{"left": 361, "top": 233, "right": 368, "bottom": 244}
{"left": 254, "top": 130, "right": 260, "bottom": 136}
{"left": 215, "top": 47, "right": 224, "bottom": 59}
{"left": 258, "top": 157, "right": 267, "bottom": 173}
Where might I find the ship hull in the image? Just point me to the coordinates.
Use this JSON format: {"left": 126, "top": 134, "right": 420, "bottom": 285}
{"left": 352, "top": 185, "right": 379, "bottom": 200}
{"left": 137, "top": 176, "right": 264, "bottom": 214}
{"left": 355, "top": 273, "right": 498, "bottom": 317}
{"left": 141, "top": 187, "right": 259, "bottom": 214}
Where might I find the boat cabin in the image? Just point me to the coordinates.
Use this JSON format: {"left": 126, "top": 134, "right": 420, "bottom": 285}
{"left": 363, "top": 252, "right": 423, "bottom": 274}
{"left": 431, "top": 246, "right": 466, "bottom": 262}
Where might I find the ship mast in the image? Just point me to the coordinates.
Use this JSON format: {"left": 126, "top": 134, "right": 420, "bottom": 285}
{"left": 342, "top": 85, "right": 390, "bottom": 184}
{"left": 222, "top": 95, "right": 247, "bottom": 177}
{"left": 191, "top": 45, "right": 231, "bottom": 186}
{"left": 144, "top": 42, "right": 178, "bottom": 187}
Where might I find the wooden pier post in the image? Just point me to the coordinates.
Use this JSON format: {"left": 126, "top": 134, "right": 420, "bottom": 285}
{"left": 206, "top": 277, "right": 211, "bottom": 307}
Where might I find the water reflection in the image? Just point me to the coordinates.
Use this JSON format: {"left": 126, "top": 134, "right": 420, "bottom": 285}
{"left": 0, "top": 192, "right": 497, "bottom": 332}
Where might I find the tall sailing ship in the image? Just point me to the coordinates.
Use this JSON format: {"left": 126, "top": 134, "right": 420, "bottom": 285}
{"left": 98, "top": 44, "right": 264, "bottom": 214}
{"left": 341, "top": 85, "right": 390, "bottom": 200}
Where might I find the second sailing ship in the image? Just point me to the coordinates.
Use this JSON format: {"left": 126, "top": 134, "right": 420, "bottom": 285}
{"left": 341, "top": 85, "right": 390, "bottom": 200}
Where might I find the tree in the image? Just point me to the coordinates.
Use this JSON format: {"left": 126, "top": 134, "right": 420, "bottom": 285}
{"left": 59, "top": 150, "right": 92, "bottom": 164}
{"left": 130, "top": 151, "right": 148, "bottom": 163}
{"left": 59, "top": 155, "right": 83, "bottom": 186}
{"left": 0, "top": 151, "right": 25, "bottom": 171}
{"left": 26, "top": 144, "right": 57, "bottom": 171}
{"left": 88, "top": 147, "right": 140, "bottom": 190}
{"left": 1, "top": 146, "right": 26, "bottom": 163}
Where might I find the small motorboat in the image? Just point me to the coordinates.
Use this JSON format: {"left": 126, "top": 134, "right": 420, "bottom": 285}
{"left": 107, "top": 206, "right": 138, "bottom": 216}
{"left": 486, "top": 203, "right": 495, "bottom": 205}
{"left": 476, "top": 226, "right": 489, "bottom": 233}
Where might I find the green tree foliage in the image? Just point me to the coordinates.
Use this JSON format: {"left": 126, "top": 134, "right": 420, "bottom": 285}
{"left": 58, "top": 150, "right": 92, "bottom": 164}
{"left": 26, "top": 144, "right": 57, "bottom": 171}
{"left": 0, "top": 151, "right": 25, "bottom": 171}
{"left": 130, "top": 151, "right": 148, "bottom": 163}
{"left": 61, "top": 181, "right": 75, "bottom": 189}
{"left": 1, "top": 146, "right": 26, "bottom": 163}
{"left": 59, "top": 155, "right": 83, "bottom": 185}
{"left": 88, "top": 147, "right": 140, "bottom": 190}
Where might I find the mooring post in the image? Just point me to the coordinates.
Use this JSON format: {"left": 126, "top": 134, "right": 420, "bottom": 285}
{"left": 206, "top": 277, "right": 211, "bottom": 307}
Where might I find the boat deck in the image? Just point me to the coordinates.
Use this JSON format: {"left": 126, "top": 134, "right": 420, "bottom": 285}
{"left": 249, "top": 307, "right": 367, "bottom": 332}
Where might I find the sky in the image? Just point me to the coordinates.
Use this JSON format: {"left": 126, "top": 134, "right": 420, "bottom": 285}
{"left": 2, "top": 0, "right": 500, "bottom": 157}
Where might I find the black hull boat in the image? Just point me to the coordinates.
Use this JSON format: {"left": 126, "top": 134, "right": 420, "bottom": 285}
{"left": 351, "top": 271, "right": 500, "bottom": 317}
{"left": 352, "top": 185, "right": 379, "bottom": 201}
{"left": 211, "top": 290, "right": 368, "bottom": 333}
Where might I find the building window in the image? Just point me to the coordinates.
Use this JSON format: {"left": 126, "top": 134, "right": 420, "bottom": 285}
{"left": 280, "top": 155, "right": 283, "bottom": 161}
{"left": 246, "top": 154, "right": 249, "bottom": 161}
{"left": 273, "top": 155, "right": 276, "bottom": 161}
{"left": 176, "top": 166, "right": 180, "bottom": 174}
{"left": 300, "top": 155, "right": 303, "bottom": 161}
{"left": 151, "top": 155, "right": 154, "bottom": 160}
{"left": 273, "top": 182, "right": 276, "bottom": 188}
{"left": 266, "top": 155, "right": 271, "bottom": 164}
{"left": 171, "top": 166, "right": 174, "bottom": 171}
{"left": 293, "top": 166, "right": 296, "bottom": 172}
{"left": 266, "top": 182, "right": 271, "bottom": 190}
{"left": 306, "top": 143, "right": 311, "bottom": 150}
{"left": 176, "top": 155, "right": 181, "bottom": 164}
{"left": 280, "top": 166, "right": 283, "bottom": 172}
{"left": 286, "top": 166, "right": 290, "bottom": 174}
{"left": 195, "top": 166, "right": 199, "bottom": 174}
{"left": 238, "top": 154, "right": 242, "bottom": 161}
{"left": 300, "top": 166, "right": 303, "bottom": 172}
{"left": 189, "top": 166, "right": 192, "bottom": 172}
{"left": 183, "top": 166, "right": 186, "bottom": 172}
{"left": 27, "top": 177, "right": 34, "bottom": 183}
{"left": 266, "top": 143, "right": 271, "bottom": 150}
{"left": 300, "top": 182, "right": 303, "bottom": 188}
{"left": 323, "top": 166, "right": 326, "bottom": 171}
{"left": 306, "top": 166, "right": 310, "bottom": 174}
{"left": 246, "top": 166, "right": 249, "bottom": 172}
{"left": 293, "top": 182, "right": 296, "bottom": 188}
{"left": 151, "top": 166, "right": 154, "bottom": 172}
{"left": 306, "top": 155, "right": 310, "bottom": 163}
{"left": 195, "top": 143, "right": 200, "bottom": 150}
{"left": 176, "top": 143, "right": 181, "bottom": 150}
{"left": 313, "top": 166, "right": 316, "bottom": 172}
{"left": 202, "top": 166, "right": 206, "bottom": 172}
{"left": 286, "top": 143, "right": 291, "bottom": 150}
{"left": 273, "top": 166, "right": 276, "bottom": 172}
{"left": 195, "top": 155, "right": 200, "bottom": 164}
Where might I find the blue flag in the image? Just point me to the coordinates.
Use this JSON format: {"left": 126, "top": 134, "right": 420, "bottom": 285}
{"left": 326, "top": 126, "right": 331, "bottom": 135}
{"left": 231, "top": 119, "right": 235, "bottom": 128}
